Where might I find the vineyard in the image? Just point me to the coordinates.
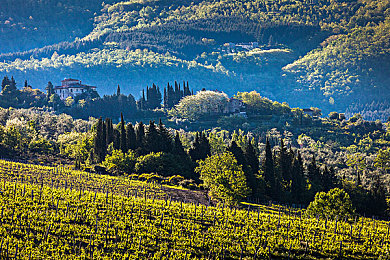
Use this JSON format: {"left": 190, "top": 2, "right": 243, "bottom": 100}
{"left": 1, "top": 160, "right": 390, "bottom": 259}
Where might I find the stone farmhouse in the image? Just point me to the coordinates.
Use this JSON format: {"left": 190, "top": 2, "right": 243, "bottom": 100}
{"left": 55, "top": 78, "right": 96, "bottom": 100}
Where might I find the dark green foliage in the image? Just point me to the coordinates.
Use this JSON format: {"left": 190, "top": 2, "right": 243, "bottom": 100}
{"left": 145, "top": 84, "right": 162, "bottom": 110}
{"left": 1, "top": 76, "right": 10, "bottom": 91}
{"left": 45, "top": 81, "right": 54, "bottom": 99}
{"left": 135, "top": 122, "right": 145, "bottom": 150}
{"left": 189, "top": 132, "right": 211, "bottom": 162}
{"left": 157, "top": 119, "right": 173, "bottom": 153}
{"left": 262, "top": 138, "right": 276, "bottom": 198}
{"left": 93, "top": 117, "right": 106, "bottom": 162}
{"left": 307, "top": 155, "right": 322, "bottom": 195}
{"left": 120, "top": 113, "right": 127, "bottom": 153}
{"left": 290, "top": 152, "right": 306, "bottom": 204}
{"left": 173, "top": 132, "right": 186, "bottom": 157}
{"left": 126, "top": 123, "right": 136, "bottom": 151}
{"left": 105, "top": 118, "right": 114, "bottom": 146}
{"left": 276, "top": 139, "right": 292, "bottom": 184}
{"left": 321, "top": 166, "right": 339, "bottom": 192}
{"left": 227, "top": 141, "right": 247, "bottom": 170}
{"left": 68, "top": 93, "right": 136, "bottom": 120}
{"left": 244, "top": 141, "right": 259, "bottom": 176}
{"left": 369, "top": 174, "right": 388, "bottom": 217}
{"left": 243, "top": 141, "right": 261, "bottom": 195}
{"left": 137, "top": 90, "right": 146, "bottom": 110}
{"left": 135, "top": 152, "right": 192, "bottom": 178}
{"left": 113, "top": 128, "right": 120, "bottom": 150}
{"left": 163, "top": 81, "right": 192, "bottom": 108}
{"left": 144, "top": 121, "right": 160, "bottom": 153}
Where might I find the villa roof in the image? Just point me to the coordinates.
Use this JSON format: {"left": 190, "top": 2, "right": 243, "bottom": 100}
{"left": 61, "top": 78, "right": 79, "bottom": 82}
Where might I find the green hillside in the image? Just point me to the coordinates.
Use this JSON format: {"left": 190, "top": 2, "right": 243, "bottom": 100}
{"left": 0, "top": 0, "right": 389, "bottom": 118}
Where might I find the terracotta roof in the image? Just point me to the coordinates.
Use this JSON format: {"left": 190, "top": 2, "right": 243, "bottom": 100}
{"left": 61, "top": 78, "right": 79, "bottom": 82}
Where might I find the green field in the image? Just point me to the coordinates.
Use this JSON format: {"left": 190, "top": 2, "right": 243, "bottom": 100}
{"left": 0, "top": 159, "right": 389, "bottom": 259}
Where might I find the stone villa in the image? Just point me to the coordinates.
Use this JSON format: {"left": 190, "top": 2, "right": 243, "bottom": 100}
{"left": 55, "top": 78, "right": 96, "bottom": 100}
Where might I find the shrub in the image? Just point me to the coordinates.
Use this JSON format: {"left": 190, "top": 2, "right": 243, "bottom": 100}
{"left": 137, "top": 173, "right": 163, "bottom": 183}
{"left": 135, "top": 152, "right": 193, "bottom": 177}
{"left": 306, "top": 188, "right": 355, "bottom": 219}
{"left": 102, "top": 149, "right": 136, "bottom": 174}
{"left": 195, "top": 151, "right": 250, "bottom": 205}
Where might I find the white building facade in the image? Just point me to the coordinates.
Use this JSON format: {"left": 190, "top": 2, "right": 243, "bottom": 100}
{"left": 55, "top": 78, "right": 96, "bottom": 100}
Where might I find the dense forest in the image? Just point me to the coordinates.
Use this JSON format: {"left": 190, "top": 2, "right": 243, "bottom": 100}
{"left": 0, "top": 0, "right": 389, "bottom": 119}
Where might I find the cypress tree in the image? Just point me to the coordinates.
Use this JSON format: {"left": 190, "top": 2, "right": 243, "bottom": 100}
{"left": 307, "top": 155, "right": 322, "bottom": 193}
{"left": 146, "top": 86, "right": 150, "bottom": 109}
{"left": 263, "top": 138, "right": 276, "bottom": 198}
{"left": 126, "top": 123, "right": 136, "bottom": 151}
{"left": 369, "top": 174, "right": 388, "bottom": 217}
{"left": 113, "top": 128, "right": 120, "bottom": 150}
{"left": 9, "top": 76, "right": 16, "bottom": 90}
{"left": 120, "top": 113, "right": 127, "bottom": 152}
{"left": 45, "top": 81, "right": 54, "bottom": 99}
{"left": 144, "top": 121, "right": 160, "bottom": 153}
{"left": 321, "top": 166, "right": 339, "bottom": 192}
{"left": 163, "top": 87, "right": 167, "bottom": 108}
{"left": 290, "top": 151, "right": 306, "bottom": 203}
{"left": 144, "top": 84, "right": 162, "bottom": 109}
{"left": 276, "top": 139, "right": 292, "bottom": 183}
{"left": 102, "top": 119, "right": 107, "bottom": 150}
{"left": 138, "top": 90, "right": 146, "bottom": 110}
{"left": 244, "top": 140, "right": 260, "bottom": 195}
{"left": 168, "top": 83, "right": 175, "bottom": 108}
{"left": 135, "top": 121, "right": 145, "bottom": 149}
{"left": 158, "top": 119, "right": 173, "bottom": 153}
{"left": 228, "top": 141, "right": 247, "bottom": 169}
{"left": 244, "top": 141, "right": 259, "bottom": 175}
{"left": 173, "top": 131, "right": 186, "bottom": 157}
{"left": 105, "top": 118, "right": 114, "bottom": 146}
{"left": 189, "top": 132, "right": 211, "bottom": 162}
{"left": 189, "top": 132, "right": 200, "bottom": 161}
{"left": 93, "top": 118, "right": 106, "bottom": 162}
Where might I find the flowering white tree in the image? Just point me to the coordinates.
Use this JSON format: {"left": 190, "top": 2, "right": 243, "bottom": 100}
{"left": 169, "top": 90, "right": 229, "bottom": 121}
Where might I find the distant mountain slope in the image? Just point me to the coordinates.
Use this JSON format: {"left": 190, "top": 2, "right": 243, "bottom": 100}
{"left": 0, "top": 0, "right": 118, "bottom": 53}
{"left": 0, "top": 0, "right": 389, "bottom": 119}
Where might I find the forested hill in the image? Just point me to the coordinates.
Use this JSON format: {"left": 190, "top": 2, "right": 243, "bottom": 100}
{"left": 0, "top": 0, "right": 119, "bottom": 53}
{"left": 0, "top": 0, "right": 390, "bottom": 119}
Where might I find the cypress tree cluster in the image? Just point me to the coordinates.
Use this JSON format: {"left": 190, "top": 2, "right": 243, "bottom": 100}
{"left": 137, "top": 84, "right": 162, "bottom": 110}
{"left": 93, "top": 115, "right": 191, "bottom": 160}
{"left": 1, "top": 76, "right": 17, "bottom": 94}
{"left": 261, "top": 138, "right": 339, "bottom": 204}
{"left": 163, "top": 81, "right": 192, "bottom": 108}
